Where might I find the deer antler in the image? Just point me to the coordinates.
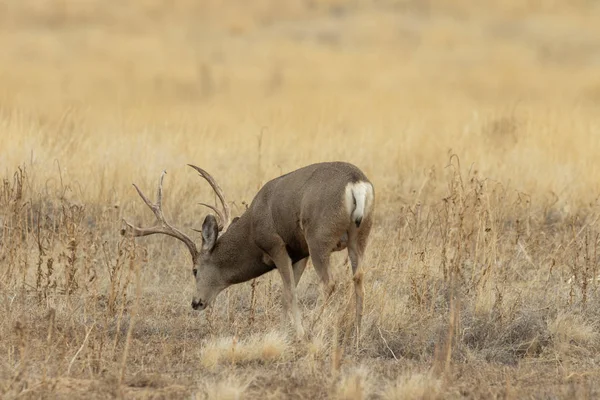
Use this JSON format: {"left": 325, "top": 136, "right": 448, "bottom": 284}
{"left": 188, "top": 164, "right": 231, "bottom": 232}
{"left": 121, "top": 170, "right": 199, "bottom": 259}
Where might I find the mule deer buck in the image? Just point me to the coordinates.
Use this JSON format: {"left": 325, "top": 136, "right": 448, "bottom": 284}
{"left": 122, "top": 162, "right": 374, "bottom": 338}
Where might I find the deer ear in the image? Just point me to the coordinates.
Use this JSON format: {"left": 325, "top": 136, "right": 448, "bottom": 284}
{"left": 201, "top": 215, "right": 219, "bottom": 251}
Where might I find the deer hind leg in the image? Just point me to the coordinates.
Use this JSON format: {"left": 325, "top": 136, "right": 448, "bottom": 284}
{"left": 305, "top": 239, "right": 338, "bottom": 335}
{"left": 348, "top": 243, "right": 364, "bottom": 346}
{"left": 293, "top": 258, "right": 309, "bottom": 288}
{"left": 348, "top": 219, "right": 372, "bottom": 348}
{"left": 307, "top": 242, "right": 335, "bottom": 300}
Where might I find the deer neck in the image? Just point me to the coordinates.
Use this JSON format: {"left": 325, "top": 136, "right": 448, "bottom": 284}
{"left": 211, "top": 212, "right": 272, "bottom": 284}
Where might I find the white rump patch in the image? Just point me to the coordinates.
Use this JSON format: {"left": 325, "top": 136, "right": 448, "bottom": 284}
{"left": 344, "top": 181, "right": 374, "bottom": 227}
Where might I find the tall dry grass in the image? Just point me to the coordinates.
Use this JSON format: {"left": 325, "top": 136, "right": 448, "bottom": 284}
{"left": 1, "top": 0, "right": 600, "bottom": 398}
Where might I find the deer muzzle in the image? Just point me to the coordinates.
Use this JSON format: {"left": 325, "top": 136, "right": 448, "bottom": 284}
{"left": 191, "top": 298, "right": 207, "bottom": 311}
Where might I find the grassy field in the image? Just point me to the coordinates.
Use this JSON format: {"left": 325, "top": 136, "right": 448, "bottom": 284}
{"left": 1, "top": 0, "right": 600, "bottom": 398}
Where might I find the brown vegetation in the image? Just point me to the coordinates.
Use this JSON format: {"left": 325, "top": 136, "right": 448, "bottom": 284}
{"left": 1, "top": 0, "right": 600, "bottom": 398}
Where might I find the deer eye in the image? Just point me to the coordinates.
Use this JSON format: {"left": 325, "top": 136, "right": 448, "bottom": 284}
{"left": 193, "top": 268, "right": 198, "bottom": 277}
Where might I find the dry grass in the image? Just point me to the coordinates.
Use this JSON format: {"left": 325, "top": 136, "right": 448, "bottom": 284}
{"left": 200, "top": 331, "right": 289, "bottom": 370}
{"left": 1, "top": 0, "right": 600, "bottom": 398}
{"left": 381, "top": 372, "right": 441, "bottom": 400}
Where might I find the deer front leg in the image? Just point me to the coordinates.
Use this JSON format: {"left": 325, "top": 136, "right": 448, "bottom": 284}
{"left": 272, "top": 249, "right": 305, "bottom": 339}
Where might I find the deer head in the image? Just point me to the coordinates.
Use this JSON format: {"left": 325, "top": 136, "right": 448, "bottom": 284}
{"left": 121, "top": 165, "right": 231, "bottom": 310}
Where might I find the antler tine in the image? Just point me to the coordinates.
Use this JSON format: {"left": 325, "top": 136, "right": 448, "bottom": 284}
{"left": 130, "top": 170, "right": 167, "bottom": 221}
{"left": 197, "top": 202, "right": 221, "bottom": 216}
{"left": 188, "top": 164, "right": 231, "bottom": 232}
{"left": 156, "top": 169, "right": 165, "bottom": 210}
{"left": 122, "top": 170, "right": 199, "bottom": 258}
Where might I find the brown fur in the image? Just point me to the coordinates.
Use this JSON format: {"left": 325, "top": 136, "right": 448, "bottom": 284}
{"left": 124, "top": 161, "right": 375, "bottom": 338}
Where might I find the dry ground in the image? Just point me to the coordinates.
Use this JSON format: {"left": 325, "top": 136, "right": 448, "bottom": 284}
{"left": 1, "top": 0, "right": 600, "bottom": 398}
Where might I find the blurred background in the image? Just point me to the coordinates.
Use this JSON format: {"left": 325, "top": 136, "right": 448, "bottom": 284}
{"left": 1, "top": 0, "right": 600, "bottom": 206}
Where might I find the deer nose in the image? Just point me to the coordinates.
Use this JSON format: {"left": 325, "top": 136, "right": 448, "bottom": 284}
{"left": 191, "top": 299, "right": 206, "bottom": 310}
